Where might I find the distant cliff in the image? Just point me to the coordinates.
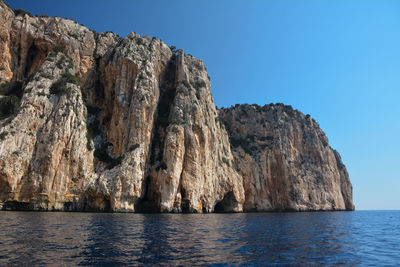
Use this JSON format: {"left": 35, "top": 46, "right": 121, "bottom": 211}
{"left": 0, "top": 2, "right": 354, "bottom": 212}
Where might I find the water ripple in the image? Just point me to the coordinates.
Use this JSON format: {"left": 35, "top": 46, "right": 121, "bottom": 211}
{"left": 0, "top": 211, "right": 399, "bottom": 265}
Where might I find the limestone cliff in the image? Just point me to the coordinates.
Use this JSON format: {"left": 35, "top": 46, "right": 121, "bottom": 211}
{"left": 219, "top": 104, "right": 354, "bottom": 211}
{"left": 0, "top": 2, "right": 354, "bottom": 212}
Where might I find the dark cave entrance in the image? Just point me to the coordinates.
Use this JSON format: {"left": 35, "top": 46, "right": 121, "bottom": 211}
{"left": 82, "top": 193, "right": 112, "bottom": 212}
{"left": 24, "top": 44, "right": 47, "bottom": 78}
{"left": 214, "top": 191, "right": 238, "bottom": 213}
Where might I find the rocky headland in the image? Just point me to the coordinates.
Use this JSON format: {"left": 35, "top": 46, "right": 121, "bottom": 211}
{"left": 0, "top": 1, "right": 354, "bottom": 212}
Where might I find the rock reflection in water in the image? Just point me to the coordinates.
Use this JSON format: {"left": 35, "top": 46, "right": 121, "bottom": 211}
{"left": 0, "top": 211, "right": 399, "bottom": 265}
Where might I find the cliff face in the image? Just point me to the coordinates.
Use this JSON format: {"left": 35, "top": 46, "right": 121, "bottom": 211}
{"left": 0, "top": 2, "right": 354, "bottom": 212}
{"left": 219, "top": 104, "right": 354, "bottom": 211}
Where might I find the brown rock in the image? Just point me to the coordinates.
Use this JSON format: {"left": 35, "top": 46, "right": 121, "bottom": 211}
{"left": 0, "top": 2, "right": 354, "bottom": 212}
{"left": 219, "top": 104, "right": 354, "bottom": 211}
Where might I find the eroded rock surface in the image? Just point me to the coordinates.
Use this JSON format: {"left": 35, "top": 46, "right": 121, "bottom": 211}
{"left": 0, "top": 2, "right": 353, "bottom": 212}
{"left": 219, "top": 104, "right": 354, "bottom": 211}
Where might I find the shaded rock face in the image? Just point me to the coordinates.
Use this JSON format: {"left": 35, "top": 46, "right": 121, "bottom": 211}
{"left": 0, "top": 2, "right": 353, "bottom": 212}
{"left": 219, "top": 104, "right": 354, "bottom": 211}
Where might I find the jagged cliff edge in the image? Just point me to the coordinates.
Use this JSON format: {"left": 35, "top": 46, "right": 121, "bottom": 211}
{"left": 0, "top": 2, "right": 354, "bottom": 212}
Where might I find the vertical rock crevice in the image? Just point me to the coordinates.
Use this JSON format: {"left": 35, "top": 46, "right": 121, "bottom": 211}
{"left": 136, "top": 53, "right": 178, "bottom": 212}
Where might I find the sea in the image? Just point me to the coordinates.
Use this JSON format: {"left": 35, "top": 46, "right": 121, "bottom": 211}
{"left": 0, "top": 210, "right": 399, "bottom": 266}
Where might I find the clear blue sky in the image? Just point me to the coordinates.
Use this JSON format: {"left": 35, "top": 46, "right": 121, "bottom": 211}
{"left": 6, "top": 0, "right": 400, "bottom": 210}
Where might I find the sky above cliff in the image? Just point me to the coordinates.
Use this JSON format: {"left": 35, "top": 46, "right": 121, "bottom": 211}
{"left": 6, "top": 0, "right": 400, "bottom": 210}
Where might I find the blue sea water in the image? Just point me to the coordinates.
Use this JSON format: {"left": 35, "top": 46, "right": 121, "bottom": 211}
{"left": 0, "top": 210, "right": 399, "bottom": 266}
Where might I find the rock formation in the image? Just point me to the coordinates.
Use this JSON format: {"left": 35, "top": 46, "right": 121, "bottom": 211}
{"left": 0, "top": 2, "right": 354, "bottom": 212}
{"left": 219, "top": 104, "right": 354, "bottom": 211}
